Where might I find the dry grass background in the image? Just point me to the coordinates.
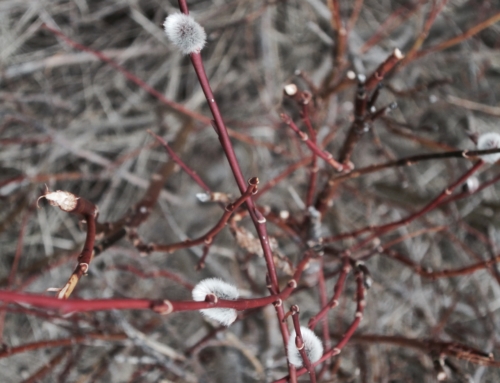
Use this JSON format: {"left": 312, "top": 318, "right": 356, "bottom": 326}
{"left": 2, "top": 0, "right": 500, "bottom": 382}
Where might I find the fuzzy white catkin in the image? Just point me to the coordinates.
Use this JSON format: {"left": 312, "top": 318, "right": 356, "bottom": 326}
{"left": 192, "top": 278, "right": 239, "bottom": 326}
{"left": 477, "top": 132, "right": 500, "bottom": 164}
{"left": 287, "top": 327, "right": 324, "bottom": 367}
{"left": 163, "top": 13, "right": 206, "bottom": 54}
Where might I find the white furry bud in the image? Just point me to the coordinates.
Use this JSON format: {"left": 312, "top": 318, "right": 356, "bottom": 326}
{"left": 39, "top": 190, "right": 78, "bottom": 211}
{"left": 287, "top": 327, "right": 324, "bottom": 367}
{"left": 163, "top": 13, "right": 206, "bottom": 54}
{"left": 196, "top": 192, "right": 211, "bottom": 202}
{"left": 192, "top": 278, "right": 239, "bottom": 326}
{"left": 477, "top": 132, "right": 500, "bottom": 163}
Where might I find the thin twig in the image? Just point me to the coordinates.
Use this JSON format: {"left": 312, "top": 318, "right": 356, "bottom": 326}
{"left": 281, "top": 113, "right": 344, "bottom": 172}
{"left": 147, "top": 130, "right": 211, "bottom": 193}
{"left": 39, "top": 190, "right": 98, "bottom": 299}
{"left": 291, "top": 305, "right": 317, "bottom": 383}
{"left": 144, "top": 179, "right": 257, "bottom": 254}
{"left": 414, "top": 11, "right": 500, "bottom": 60}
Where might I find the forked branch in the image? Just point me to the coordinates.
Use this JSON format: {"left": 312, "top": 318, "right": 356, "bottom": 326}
{"left": 39, "top": 190, "right": 98, "bottom": 299}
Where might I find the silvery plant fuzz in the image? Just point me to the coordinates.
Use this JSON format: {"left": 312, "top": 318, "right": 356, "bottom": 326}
{"left": 163, "top": 13, "right": 206, "bottom": 54}
{"left": 287, "top": 326, "right": 324, "bottom": 367}
{"left": 192, "top": 278, "right": 239, "bottom": 326}
{"left": 477, "top": 132, "right": 500, "bottom": 164}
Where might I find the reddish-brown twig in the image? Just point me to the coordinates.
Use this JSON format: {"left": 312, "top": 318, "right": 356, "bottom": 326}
{"left": 0, "top": 276, "right": 300, "bottom": 314}
{"left": 315, "top": 258, "right": 331, "bottom": 349}
{"left": 360, "top": 0, "right": 425, "bottom": 53}
{"left": 187, "top": 38, "right": 282, "bottom": 298}
{"left": 376, "top": 226, "right": 445, "bottom": 253}
{"left": 325, "top": 266, "right": 366, "bottom": 355}
{"left": 337, "top": 55, "right": 401, "bottom": 167}
{"left": 11, "top": 251, "right": 78, "bottom": 291}
{"left": 347, "top": 0, "right": 364, "bottom": 32}
{"left": 364, "top": 49, "right": 404, "bottom": 91}
{"left": 387, "top": 78, "right": 452, "bottom": 97}
{"left": 327, "top": 0, "right": 347, "bottom": 67}
{"left": 177, "top": 1, "right": 291, "bottom": 368}
{"left": 196, "top": 243, "right": 212, "bottom": 270}
{"left": 281, "top": 113, "right": 344, "bottom": 172}
{"left": 110, "top": 265, "right": 194, "bottom": 290}
{"left": 0, "top": 210, "right": 30, "bottom": 342}
{"left": 326, "top": 147, "right": 500, "bottom": 186}
{"left": 56, "top": 347, "right": 83, "bottom": 383}
{"left": 257, "top": 156, "right": 313, "bottom": 198}
{"left": 402, "top": 0, "right": 449, "bottom": 65}
{"left": 184, "top": 326, "right": 227, "bottom": 356}
{"left": 337, "top": 76, "right": 367, "bottom": 165}
{"left": 414, "top": 11, "right": 500, "bottom": 61}
{"left": 39, "top": 190, "right": 98, "bottom": 299}
{"left": 147, "top": 130, "right": 211, "bottom": 193}
{"left": 383, "top": 119, "right": 457, "bottom": 151}
{"left": 324, "top": 161, "right": 484, "bottom": 245}
{"left": 0, "top": 170, "right": 106, "bottom": 192}
{"left": 274, "top": 265, "right": 367, "bottom": 382}
{"left": 21, "top": 349, "right": 67, "bottom": 383}
{"left": 146, "top": 178, "right": 258, "bottom": 254}
{"left": 282, "top": 86, "right": 321, "bottom": 206}
{"left": 42, "top": 24, "right": 207, "bottom": 123}
{"left": 308, "top": 256, "right": 350, "bottom": 330}
{"left": 301, "top": 103, "right": 320, "bottom": 207}
{"left": 445, "top": 171, "right": 500, "bottom": 208}
{"left": 0, "top": 333, "right": 127, "bottom": 358}
{"left": 90, "top": 122, "right": 194, "bottom": 272}
{"left": 384, "top": 249, "right": 500, "bottom": 280}
{"left": 290, "top": 305, "right": 317, "bottom": 383}
{"left": 0, "top": 136, "right": 51, "bottom": 145}
{"left": 329, "top": 333, "right": 499, "bottom": 367}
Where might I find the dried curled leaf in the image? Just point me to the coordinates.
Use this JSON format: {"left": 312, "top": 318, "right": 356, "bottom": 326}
{"left": 39, "top": 190, "right": 79, "bottom": 212}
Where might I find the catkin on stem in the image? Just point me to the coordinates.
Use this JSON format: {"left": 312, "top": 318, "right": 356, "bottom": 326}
{"left": 477, "top": 132, "right": 500, "bottom": 164}
{"left": 192, "top": 278, "right": 239, "bottom": 326}
{"left": 287, "top": 326, "right": 324, "bottom": 367}
{"left": 164, "top": 13, "right": 206, "bottom": 54}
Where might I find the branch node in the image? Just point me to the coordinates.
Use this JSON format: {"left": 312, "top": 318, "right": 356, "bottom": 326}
{"left": 154, "top": 300, "right": 174, "bottom": 315}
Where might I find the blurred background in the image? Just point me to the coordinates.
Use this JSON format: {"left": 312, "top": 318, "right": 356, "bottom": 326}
{"left": 2, "top": 0, "right": 500, "bottom": 382}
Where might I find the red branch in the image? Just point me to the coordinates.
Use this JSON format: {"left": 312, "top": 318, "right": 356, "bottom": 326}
{"left": 384, "top": 249, "right": 500, "bottom": 280}
{"left": 0, "top": 333, "right": 127, "bottom": 358}
{"left": 257, "top": 156, "right": 313, "bottom": 198}
{"left": 110, "top": 265, "right": 194, "bottom": 290}
{"left": 42, "top": 24, "right": 208, "bottom": 124}
{"left": 290, "top": 305, "right": 317, "bottom": 383}
{"left": 274, "top": 266, "right": 367, "bottom": 383}
{"left": 364, "top": 49, "right": 404, "bottom": 91}
{"left": 149, "top": 179, "right": 258, "bottom": 253}
{"left": 414, "top": 11, "right": 500, "bottom": 61}
{"left": 337, "top": 77, "right": 367, "bottom": 165}
{"left": 301, "top": 103, "right": 320, "bottom": 207}
{"left": 325, "top": 161, "right": 484, "bottom": 246}
{"left": 39, "top": 190, "right": 98, "bottom": 299}
{"left": 308, "top": 257, "right": 350, "bottom": 329}
{"left": 0, "top": 288, "right": 289, "bottom": 314}
{"left": 177, "top": 0, "right": 291, "bottom": 368}
{"left": 281, "top": 113, "right": 344, "bottom": 172}
{"left": 148, "top": 130, "right": 211, "bottom": 193}
{"left": 0, "top": 253, "right": 314, "bottom": 314}
{"left": 315, "top": 258, "right": 331, "bottom": 349}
